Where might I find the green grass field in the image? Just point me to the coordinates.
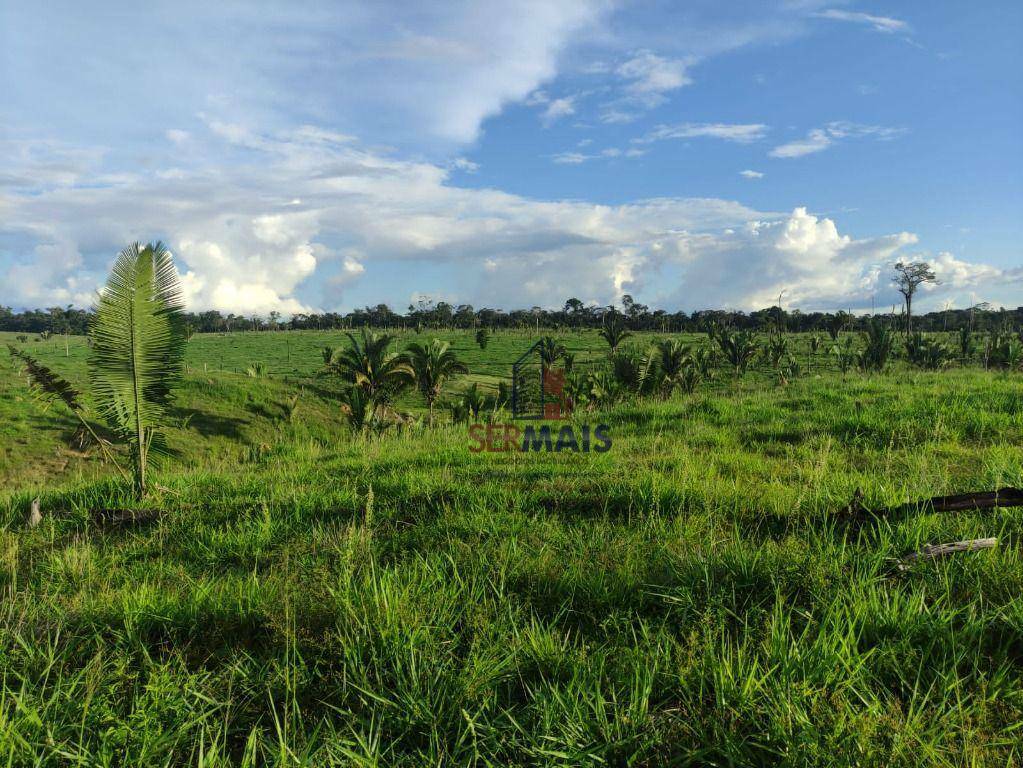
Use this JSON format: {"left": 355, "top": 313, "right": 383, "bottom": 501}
{"left": 1, "top": 329, "right": 1021, "bottom": 765}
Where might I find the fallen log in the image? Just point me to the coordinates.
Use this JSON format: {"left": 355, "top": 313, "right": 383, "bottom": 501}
{"left": 919, "top": 488, "right": 1023, "bottom": 513}
{"left": 90, "top": 508, "right": 164, "bottom": 526}
{"left": 846, "top": 487, "right": 1023, "bottom": 518}
{"left": 898, "top": 537, "right": 997, "bottom": 571}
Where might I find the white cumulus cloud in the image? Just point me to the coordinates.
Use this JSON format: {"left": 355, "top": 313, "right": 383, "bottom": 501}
{"left": 2, "top": 127, "right": 1015, "bottom": 315}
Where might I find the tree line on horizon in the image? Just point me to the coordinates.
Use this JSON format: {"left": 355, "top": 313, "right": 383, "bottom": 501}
{"left": 2, "top": 294, "right": 1020, "bottom": 338}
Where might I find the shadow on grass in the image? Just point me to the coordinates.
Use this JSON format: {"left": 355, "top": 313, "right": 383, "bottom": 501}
{"left": 172, "top": 407, "right": 248, "bottom": 439}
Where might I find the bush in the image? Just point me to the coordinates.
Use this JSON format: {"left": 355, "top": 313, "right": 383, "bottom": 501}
{"left": 831, "top": 336, "right": 857, "bottom": 374}
{"left": 858, "top": 320, "right": 894, "bottom": 372}
{"left": 714, "top": 329, "right": 759, "bottom": 377}
{"left": 905, "top": 332, "right": 954, "bottom": 370}
{"left": 985, "top": 332, "right": 1022, "bottom": 371}
{"left": 764, "top": 335, "right": 788, "bottom": 368}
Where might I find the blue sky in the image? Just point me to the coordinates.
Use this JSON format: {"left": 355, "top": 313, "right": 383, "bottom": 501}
{"left": 1, "top": 0, "right": 1020, "bottom": 315}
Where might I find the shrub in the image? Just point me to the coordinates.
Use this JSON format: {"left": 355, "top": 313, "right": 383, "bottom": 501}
{"left": 858, "top": 320, "right": 894, "bottom": 372}
{"left": 985, "top": 332, "right": 1022, "bottom": 371}
{"left": 714, "top": 329, "right": 759, "bottom": 377}
{"left": 692, "top": 346, "right": 717, "bottom": 380}
{"left": 763, "top": 335, "right": 788, "bottom": 368}
{"left": 831, "top": 336, "right": 857, "bottom": 374}
{"left": 905, "top": 332, "right": 954, "bottom": 370}
{"left": 339, "top": 386, "right": 372, "bottom": 430}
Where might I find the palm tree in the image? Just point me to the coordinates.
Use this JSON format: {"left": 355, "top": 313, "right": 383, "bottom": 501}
{"left": 332, "top": 329, "right": 413, "bottom": 417}
{"left": 339, "top": 385, "right": 372, "bottom": 431}
{"left": 457, "top": 382, "right": 487, "bottom": 421}
{"left": 536, "top": 336, "right": 566, "bottom": 369}
{"left": 405, "top": 339, "right": 468, "bottom": 424}
{"left": 859, "top": 319, "right": 894, "bottom": 372}
{"left": 832, "top": 336, "right": 858, "bottom": 374}
{"left": 692, "top": 346, "right": 717, "bottom": 380}
{"left": 826, "top": 311, "right": 849, "bottom": 341}
{"left": 599, "top": 311, "right": 631, "bottom": 356}
{"left": 714, "top": 329, "right": 759, "bottom": 378}
{"left": 653, "top": 339, "right": 697, "bottom": 397}
{"left": 89, "top": 242, "right": 186, "bottom": 497}
{"left": 764, "top": 335, "right": 788, "bottom": 368}
{"left": 808, "top": 334, "right": 821, "bottom": 373}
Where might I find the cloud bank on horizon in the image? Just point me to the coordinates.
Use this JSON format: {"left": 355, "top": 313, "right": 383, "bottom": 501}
{"left": 1, "top": 0, "right": 1021, "bottom": 315}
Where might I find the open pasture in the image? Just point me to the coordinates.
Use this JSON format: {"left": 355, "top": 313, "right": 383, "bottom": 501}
{"left": 0, "top": 327, "right": 1021, "bottom": 765}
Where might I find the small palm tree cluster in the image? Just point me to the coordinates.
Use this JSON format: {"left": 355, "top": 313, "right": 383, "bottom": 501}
{"left": 328, "top": 330, "right": 414, "bottom": 430}
{"left": 536, "top": 335, "right": 567, "bottom": 368}
{"left": 448, "top": 382, "right": 508, "bottom": 424}
{"left": 763, "top": 335, "right": 789, "bottom": 369}
{"left": 858, "top": 319, "right": 895, "bottom": 372}
{"left": 713, "top": 329, "right": 759, "bottom": 378}
{"left": 905, "top": 332, "right": 954, "bottom": 370}
{"left": 824, "top": 319, "right": 895, "bottom": 374}
{"left": 564, "top": 369, "right": 622, "bottom": 413}
{"left": 831, "top": 336, "right": 858, "bottom": 374}
{"left": 643, "top": 339, "right": 703, "bottom": 397}
{"left": 984, "top": 331, "right": 1023, "bottom": 370}
{"left": 807, "top": 334, "right": 822, "bottom": 373}
{"left": 327, "top": 330, "right": 471, "bottom": 430}
{"left": 957, "top": 327, "right": 976, "bottom": 361}
{"left": 560, "top": 338, "right": 715, "bottom": 413}
{"left": 760, "top": 333, "right": 806, "bottom": 384}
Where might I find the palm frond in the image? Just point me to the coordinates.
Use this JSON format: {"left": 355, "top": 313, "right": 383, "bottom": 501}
{"left": 89, "top": 242, "right": 185, "bottom": 495}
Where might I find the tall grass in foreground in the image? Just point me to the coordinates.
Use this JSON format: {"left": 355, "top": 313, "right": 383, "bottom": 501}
{"left": 0, "top": 371, "right": 1020, "bottom": 764}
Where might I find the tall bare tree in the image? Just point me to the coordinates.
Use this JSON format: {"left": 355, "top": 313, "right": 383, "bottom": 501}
{"left": 893, "top": 261, "right": 939, "bottom": 334}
